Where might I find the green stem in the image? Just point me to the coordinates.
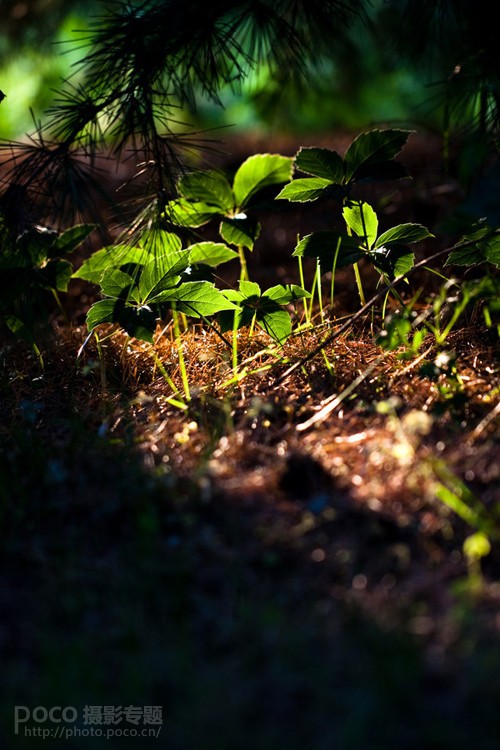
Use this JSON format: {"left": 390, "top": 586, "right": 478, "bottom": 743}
{"left": 172, "top": 306, "right": 190, "bottom": 401}
{"left": 353, "top": 262, "right": 366, "bottom": 307}
{"left": 308, "top": 268, "right": 318, "bottom": 320}
{"left": 316, "top": 259, "right": 324, "bottom": 323}
{"left": 344, "top": 208, "right": 366, "bottom": 308}
{"left": 238, "top": 245, "right": 248, "bottom": 282}
{"left": 297, "top": 254, "right": 310, "bottom": 325}
{"left": 151, "top": 351, "right": 187, "bottom": 410}
{"left": 232, "top": 309, "right": 239, "bottom": 374}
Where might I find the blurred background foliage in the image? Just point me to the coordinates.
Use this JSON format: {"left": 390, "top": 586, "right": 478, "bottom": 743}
{"left": 0, "top": 0, "right": 100, "bottom": 138}
{"left": 1, "top": 0, "right": 495, "bottom": 143}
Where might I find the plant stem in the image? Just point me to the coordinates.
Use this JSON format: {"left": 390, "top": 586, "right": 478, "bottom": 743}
{"left": 232, "top": 309, "right": 239, "bottom": 374}
{"left": 238, "top": 245, "right": 248, "bottom": 281}
{"left": 308, "top": 267, "right": 318, "bottom": 320}
{"left": 297, "top": 254, "right": 310, "bottom": 325}
{"left": 274, "top": 243, "right": 455, "bottom": 387}
{"left": 353, "top": 261, "right": 366, "bottom": 307}
{"left": 172, "top": 306, "right": 190, "bottom": 401}
{"left": 151, "top": 351, "right": 188, "bottom": 410}
{"left": 315, "top": 259, "right": 324, "bottom": 323}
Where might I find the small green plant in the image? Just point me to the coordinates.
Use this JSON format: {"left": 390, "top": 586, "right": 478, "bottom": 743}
{"left": 218, "top": 280, "right": 310, "bottom": 345}
{"left": 277, "top": 129, "right": 434, "bottom": 305}
{"left": 164, "top": 153, "right": 293, "bottom": 280}
{"left": 74, "top": 230, "right": 237, "bottom": 344}
{"left": 0, "top": 222, "right": 95, "bottom": 358}
{"left": 376, "top": 306, "right": 427, "bottom": 360}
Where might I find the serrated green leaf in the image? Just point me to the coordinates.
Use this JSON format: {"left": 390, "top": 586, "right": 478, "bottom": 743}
{"left": 344, "top": 129, "right": 411, "bottom": 183}
{"left": 220, "top": 216, "right": 260, "bottom": 250}
{"left": 86, "top": 298, "right": 157, "bottom": 342}
{"left": 139, "top": 229, "right": 182, "bottom": 254}
{"left": 54, "top": 224, "right": 95, "bottom": 255}
{"left": 293, "top": 231, "right": 364, "bottom": 268}
{"left": 343, "top": 202, "right": 378, "bottom": 248}
{"left": 164, "top": 198, "right": 220, "bottom": 227}
{"left": 221, "top": 289, "right": 246, "bottom": 303}
{"left": 178, "top": 171, "right": 234, "bottom": 213}
{"left": 187, "top": 242, "right": 238, "bottom": 267}
{"left": 295, "top": 147, "right": 344, "bottom": 182}
{"left": 257, "top": 306, "right": 292, "bottom": 343}
{"left": 262, "top": 284, "right": 294, "bottom": 304}
{"left": 239, "top": 279, "right": 261, "bottom": 298}
{"left": 86, "top": 298, "right": 118, "bottom": 330}
{"left": 72, "top": 246, "right": 149, "bottom": 283}
{"left": 276, "top": 177, "right": 333, "bottom": 203}
{"left": 371, "top": 246, "right": 415, "bottom": 280}
{"left": 375, "top": 223, "right": 433, "bottom": 248}
{"left": 445, "top": 245, "right": 484, "bottom": 266}
{"left": 139, "top": 251, "right": 190, "bottom": 302}
{"left": 262, "top": 284, "right": 311, "bottom": 304}
{"left": 393, "top": 251, "right": 415, "bottom": 277}
{"left": 233, "top": 153, "right": 293, "bottom": 209}
{"left": 484, "top": 235, "right": 500, "bottom": 268}
{"left": 100, "top": 269, "right": 137, "bottom": 299}
{"left": 165, "top": 282, "right": 238, "bottom": 318}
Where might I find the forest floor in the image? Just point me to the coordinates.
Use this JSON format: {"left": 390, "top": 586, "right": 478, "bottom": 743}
{"left": 1, "top": 128, "right": 499, "bottom": 749}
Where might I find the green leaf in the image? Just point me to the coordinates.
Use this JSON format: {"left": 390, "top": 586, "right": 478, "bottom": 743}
{"left": 276, "top": 177, "right": 333, "bottom": 203}
{"left": 393, "top": 251, "right": 415, "bottom": 278}
{"left": 139, "top": 229, "right": 182, "bottom": 254}
{"left": 86, "top": 298, "right": 118, "bottom": 330}
{"left": 484, "top": 235, "right": 500, "bottom": 267}
{"left": 187, "top": 242, "right": 238, "bottom": 267}
{"left": 72, "top": 246, "right": 149, "bottom": 284}
{"left": 38, "top": 259, "right": 73, "bottom": 292}
{"left": 86, "top": 298, "right": 157, "bottom": 342}
{"left": 257, "top": 305, "right": 292, "bottom": 343}
{"left": 220, "top": 288, "right": 245, "bottom": 304}
{"left": 239, "top": 280, "right": 261, "bottom": 298}
{"left": 139, "top": 251, "right": 190, "bottom": 302}
{"left": 371, "top": 246, "right": 415, "bottom": 280}
{"left": 100, "top": 269, "right": 138, "bottom": 299}
{"left": 262, "top": 284, "right": 311, "bottom": 304}
{"left": 220, "top": 216, "right": 261, "bottom": 250}
{"left": 375, "top": 223, "right": 434, "bottom": 248}
{"left": 446, "top": 245, "right": 483, "bottom": 267}
{"left": 54, "top": 224, "right": 95, "bottom": 255}
{"left": 342, "top": 202, "right": 378, "bottom": 248}
{"left": 178, "top": 171, "right": 234, "bottom": 213}
{"left": 232, "top": 153, "right": 293, "bottom": 209}
{"left": 118, "top": 305, "right": 157, "bottom": 343}
{"left": 295, "top": 146, "right": 344, "bottom": 182}
{"left": 446, "top": 232, "right": 500, "bottom": 268}
{"left": 165, "top": 282, "right": 238, "bottom": 317}
{"left": 293, "top": 231, "right": 364, "bottom": 268}
{"left": 343, "top": 129, "right": 411, "bottom": 183}
{"left": 164, "top": 198, "right": 220, "bottom": 227}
